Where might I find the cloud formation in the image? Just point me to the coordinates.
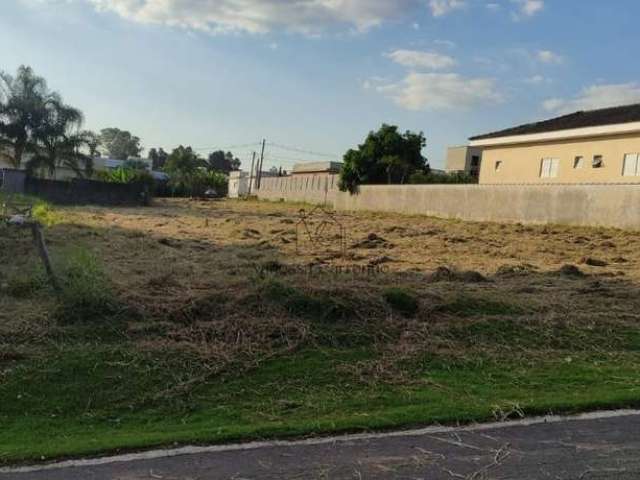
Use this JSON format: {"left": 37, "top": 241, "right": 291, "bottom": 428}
{"left": 511, "top": 0, "right": 544, "bottom": 19}
{"left": 89, "top": 0, "right": 425, "bottom": 35}
{"left": 376, "top": 72, "right": 503, "bottom": 111}
{"left": 543, "top": 83, "right": 640, "bottom": 114}
{"left": 537, "top": 49, "right": 563, "bottom": 64}
{"left": 386, "top": 49, "right": 456, "bottom": 70}
{"left": 429, "top": 0, "right": 466, "bottom": 17}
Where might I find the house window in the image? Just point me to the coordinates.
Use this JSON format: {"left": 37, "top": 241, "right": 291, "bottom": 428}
{"left": 623, "top": 153, "right": 640, "bottom": 176}
{"left": 573, "top": 156, "right": 584, "bottom": 169}
{"left": 592, "top": 155, "right": 604, "bottom": 168}
{"left": 540, "top": 158, "right": 559, "bottom": 178}
{"left": 495, "top": 161, "right": 502, "bottom": 172}
{"left": 471, "top": 156, "right": 480, "bottom": 167}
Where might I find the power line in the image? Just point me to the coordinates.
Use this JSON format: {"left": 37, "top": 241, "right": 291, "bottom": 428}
{"left": 190, "top": 141, "right": 262, "bottom": 152}
{"left": 266, "top": 142, "right": 341, "bottom": 159}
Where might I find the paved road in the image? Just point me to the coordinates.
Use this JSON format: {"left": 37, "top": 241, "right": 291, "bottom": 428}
{"left": 3, "top": 411, "right": 640, "bottom": 480}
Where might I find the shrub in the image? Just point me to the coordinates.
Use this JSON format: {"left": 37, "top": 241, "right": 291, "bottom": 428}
{"left": 95, "top": 166, "right": 155, "bottom": 190}
{"left": 383, "top": 288, "right": 419, "bottom": 317}
{"left": 55, "top": 249, "right": 119, "bottom": 323}
{"left": 32, "top": 200, "right": 60, "bottom": 227}
{"left": 167, "top": 170, "right": 228, "bottom": 198}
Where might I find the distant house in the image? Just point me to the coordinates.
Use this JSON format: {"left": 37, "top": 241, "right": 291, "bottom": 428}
{"left": 228, "top": 168, "right": 281, "bottom": 198}
{"left": 445, "top": 145, "right": 482, "bottom": 177}
{"left": 0, "top": 150, "right": 153, "bottom": 181}
{"left": 470, "top": 103, "right": 640, "bottom": 184}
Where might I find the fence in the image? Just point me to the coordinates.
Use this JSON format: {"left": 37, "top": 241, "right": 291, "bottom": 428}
{"left": 255, "top": 179, "right": 640, "bottom": 230}
{"left": 0, "top": 169, "right": 27, "bottom": 194}
{"left": 25, "top": 177, "right": 150, "bottom": 206}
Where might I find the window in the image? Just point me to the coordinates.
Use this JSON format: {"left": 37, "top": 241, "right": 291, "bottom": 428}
{"left": 471, "top": 155, "right": 480, "bottom": 167}
{"left": 495, "top": 161, "right": 502, "bottom": 172}
{"left": 573, "top": 156, "right": 584, "bottom": 169}
{"left": 592, "top": 155, "right": 604, "bottom": 168}
{"left": 540, "top": 158, "right": 559, "bottom": 178}
{"left": 623, "top": 153, "right": 640, "bottom": 176}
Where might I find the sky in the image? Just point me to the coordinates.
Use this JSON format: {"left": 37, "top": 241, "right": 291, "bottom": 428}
{"left": 2, "top": 0, "right": 640, "bottom": 170}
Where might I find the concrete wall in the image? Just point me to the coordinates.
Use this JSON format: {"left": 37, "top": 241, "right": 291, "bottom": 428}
{"left": 479, "top": 132, "right": 640, "bottom": 185}
{"left": 255, "top": 170, "right": 640, "bottom": 229}
{"left": 258, "top": 173, "right": 339, "bottom": 204}
{"left": 333, "top": 184, "right": 640, "bottom": 230}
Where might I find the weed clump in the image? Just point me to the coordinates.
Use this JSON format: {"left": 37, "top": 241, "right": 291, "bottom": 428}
{"left": 55, "top": 249, "right": 119, "bottom": 323}
{"left": 6, "top": 271, "right": 47, "bottom": 298}
{"left": 260, "top": 279, "right": 355, "bottom": 321}
{"left": 383, "top": 288, "right": 419, "bottom": 317}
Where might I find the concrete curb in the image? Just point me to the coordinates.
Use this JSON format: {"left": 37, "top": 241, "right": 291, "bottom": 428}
{"left": 3, "top": 408, "right": 640, "bottom": 474}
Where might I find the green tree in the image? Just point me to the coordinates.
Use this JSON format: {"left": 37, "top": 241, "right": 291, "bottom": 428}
{"left": 148, "top": 147, "right": 169, "bottom": 171}
{"left": 339, "top": 124, "right": 428, "bottom": 194}
{"left": 26, "top": 101, "right": 94, "bottom": 178}
{"left": 206, "top": 150, "right": 241, "bottom": 173}
{"left": 164, "top": 145, "right": 203, "bottom": 175}
{"left": 84, "top": 130, "right": 101, "bottom": 157}
{"left": 99, "top": 127, "right": 142, "bottom": 160}
{"left": 0, "top": 66, "right": 59, "bottom": 168}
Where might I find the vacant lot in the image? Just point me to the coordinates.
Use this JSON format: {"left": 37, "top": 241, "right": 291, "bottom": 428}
{"left": 2, "top": 197, "right": 640, "bottom": 463}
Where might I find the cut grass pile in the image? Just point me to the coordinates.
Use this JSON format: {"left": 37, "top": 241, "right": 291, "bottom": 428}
{"left": 2, "top": 198, "right": 640, "bottom": 464}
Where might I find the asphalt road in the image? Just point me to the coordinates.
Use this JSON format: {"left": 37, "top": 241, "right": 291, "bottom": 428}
{"left": 2, "top": 411, "right": 640, "bottom": 480}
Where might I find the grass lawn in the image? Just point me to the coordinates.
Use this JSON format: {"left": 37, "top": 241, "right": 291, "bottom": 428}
{"left": 2, "top": 197, "right": 640, "bottom": 464}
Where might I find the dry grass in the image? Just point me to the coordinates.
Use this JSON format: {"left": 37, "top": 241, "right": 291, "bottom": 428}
{"left": 2, "top": 197, "right": 640, "bottom": 382}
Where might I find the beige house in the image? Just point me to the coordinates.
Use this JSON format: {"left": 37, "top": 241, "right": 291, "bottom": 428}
{"left": 470, "top": 104, "right": 640, "bottom": 184}
{"left": 445, "top": 145, "right": 483, "bottom": 177}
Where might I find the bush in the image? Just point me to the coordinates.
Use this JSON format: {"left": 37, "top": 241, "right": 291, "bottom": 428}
{"left": 167, "top": 170, "right": 228, "bottom": 198}
{"left": 383, "top": 288, "right": 419, "bottom": 317}
{"left": 1, "top": 193, "right": 59, "bottom": 226}
{"left": 55, "top": 249, "right": 119, "bottom": 323}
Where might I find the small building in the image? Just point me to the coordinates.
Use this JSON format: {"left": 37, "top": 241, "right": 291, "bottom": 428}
{"left": 228, "top": 169, "right": 281, "bottom": 198}
{"left": 470, "top": 103, "right": 640, "bottom": 185}
{"left": 228, "top": 170, "right": 251, "bottom": 198}
{"left": 445, "top": 146, "right": 482, "bottom": 177}
{"left": 290, "top": 161, "right": 343, "bottom": 192}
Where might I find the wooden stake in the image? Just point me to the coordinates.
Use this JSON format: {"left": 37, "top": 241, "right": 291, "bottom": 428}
{"left": 30, "top": 222, "right": 60, "bottom": 292}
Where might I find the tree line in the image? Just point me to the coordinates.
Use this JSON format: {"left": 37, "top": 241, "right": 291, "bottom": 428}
{"left": 0, "top": 65, "right": 241, "bottom": 196}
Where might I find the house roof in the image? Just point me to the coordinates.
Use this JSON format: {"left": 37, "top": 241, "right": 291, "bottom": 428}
{"left": 470, "top": 103, "right": 640, "bottom": 141}
{"left": 292, "top": 161, "right": 343, "bottom": 174}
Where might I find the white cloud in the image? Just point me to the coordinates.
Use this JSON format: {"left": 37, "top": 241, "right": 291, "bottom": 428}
{"left": 429, "top": 0, "right": 466, "bottom": 17}
{"left": 376, "top": 72, "right": 503, "bottom": 111}
{"left": 524, "top": 74, "right": 550, "bottom": 85}
{"left": 543, "top": 83, "right": 640, "bottom": 114}
{"left": 537, "top": 50, "right": 563, "bottom": 64}
{"left": 386, "top": 49, "right": 456, "bottom": 70}
{"left": 434, "top": 39, "right": 456, "bottom": 48}
{"left": 511, "top": 0, "right": 544, "bottom": 20}
{"left": 88, "top": 0, "right": 424, "bottom": 35}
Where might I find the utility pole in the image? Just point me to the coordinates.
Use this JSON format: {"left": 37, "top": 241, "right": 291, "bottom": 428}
{"left": 257, "top": 138, "right": 266, "bottom": 190}
{"left": 247, "top": 151, "right": 256, "bottom": 196}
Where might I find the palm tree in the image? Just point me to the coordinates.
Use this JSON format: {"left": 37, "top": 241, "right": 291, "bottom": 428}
{"left": 26, "top": 101, "right": 93, "bottom": 178}
{"left": 0, "top": 66, "right": 58, "bottom": 169}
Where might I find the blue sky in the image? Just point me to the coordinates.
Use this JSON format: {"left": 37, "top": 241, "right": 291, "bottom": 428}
{"left": 2, "top": 0, "right": 640, "bottom": 170}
